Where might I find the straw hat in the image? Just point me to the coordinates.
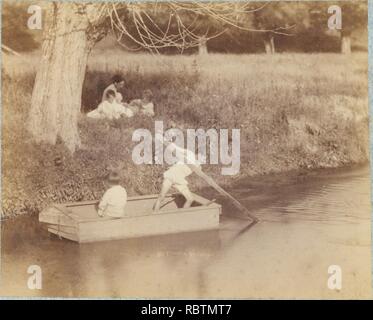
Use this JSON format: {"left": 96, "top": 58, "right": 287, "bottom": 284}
{"left": 106, "top": 171, "right": 121, "bottom": 184}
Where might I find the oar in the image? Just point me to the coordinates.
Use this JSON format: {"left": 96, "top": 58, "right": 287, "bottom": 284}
{"left": 188, "top": 164, "right": 259, "bottom": 223}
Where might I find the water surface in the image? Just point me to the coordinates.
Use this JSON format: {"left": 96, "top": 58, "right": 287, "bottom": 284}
{"left": 1, "top": 166, "right": 371, "bottom": 298}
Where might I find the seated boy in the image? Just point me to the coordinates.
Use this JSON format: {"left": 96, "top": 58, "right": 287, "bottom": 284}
{"left": 153, "top": 140, "right": 201, "bottom": 212}
{"left": 128, "top": 89, "right": 155, "bottom": 116}
{"left": 97, "top": 171, "right": 128, "bottom": 218}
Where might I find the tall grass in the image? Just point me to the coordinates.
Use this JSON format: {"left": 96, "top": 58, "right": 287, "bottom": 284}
{"left": 1, "top": 51, "right": 369, "bottom": 217}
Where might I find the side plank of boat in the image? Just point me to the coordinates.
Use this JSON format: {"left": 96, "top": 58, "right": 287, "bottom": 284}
{"left": 39, "top": 194, "right": 222, "bottom": 243}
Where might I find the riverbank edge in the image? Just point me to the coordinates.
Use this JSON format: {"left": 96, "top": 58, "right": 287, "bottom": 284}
{"left": 1, "top": 161, "right": 370, "bottom": 221}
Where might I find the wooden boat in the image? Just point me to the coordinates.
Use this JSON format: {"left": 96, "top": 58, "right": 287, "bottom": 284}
{"left": 39, "top": 193, "right": 222, "bottom": 243}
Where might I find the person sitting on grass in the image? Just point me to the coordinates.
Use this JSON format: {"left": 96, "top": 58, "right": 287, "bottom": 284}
{"left": 153, "top": 137, "right": 201, "bottom": 212}
{"left": 127, "top": 89, "right": 155, "bottom": 116}
{"left": 87, "top": 89, "right": 133, "bottom": 120}
{"left": 97, "top": 171, "right": 128, "bottom": 218}
{"left": 102, "top": 74, "right": 125, "bottom": 104}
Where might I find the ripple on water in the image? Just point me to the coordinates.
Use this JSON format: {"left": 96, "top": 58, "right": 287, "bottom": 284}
{"left": 252, "top": 172, "right": 371, "bottom": 224}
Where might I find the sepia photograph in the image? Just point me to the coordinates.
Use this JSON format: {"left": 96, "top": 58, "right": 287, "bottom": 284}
{"left": 0, "top": 0, "right": 371, "bottom": 299}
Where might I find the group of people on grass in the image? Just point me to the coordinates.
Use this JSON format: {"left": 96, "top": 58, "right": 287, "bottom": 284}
{"left": 87, "top": 75, "right": 155, "bottom": 120}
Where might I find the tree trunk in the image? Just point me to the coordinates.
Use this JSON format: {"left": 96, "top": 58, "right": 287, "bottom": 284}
{"left": 198, "top": 36, "right": 208, "bottom": 55}
{"left": 341, "top": 34, "right": 351, "bottom": 54}
{"left": 28, "top": 3, "right": 99, "bottom": 153}
{"left": 263, "top": 34, "right": 275, "bottom": 54}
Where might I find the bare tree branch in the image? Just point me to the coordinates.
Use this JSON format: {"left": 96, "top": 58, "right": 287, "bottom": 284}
{"left": 101, "top": 1, "right": 295, "bottom": 52}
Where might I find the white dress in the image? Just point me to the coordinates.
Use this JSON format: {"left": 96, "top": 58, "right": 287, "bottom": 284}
{"left": 87, "top": 101, "right": 133, "bottom": 120}
{"left": 113, "top": 102, "right": 134, "bottom": 118}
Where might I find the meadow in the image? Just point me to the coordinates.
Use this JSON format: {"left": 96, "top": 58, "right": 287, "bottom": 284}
{"left": 1, "top": 50, "right": 369, "bottom": 218}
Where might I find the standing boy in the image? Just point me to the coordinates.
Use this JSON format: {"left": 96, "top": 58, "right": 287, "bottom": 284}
{"left": 153, "top": 141, "right": 201, "bottom": 212}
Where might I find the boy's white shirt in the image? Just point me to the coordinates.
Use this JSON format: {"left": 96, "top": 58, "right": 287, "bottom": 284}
{"left": 164, "top": 143, "right": 201, "bottom": 183}
{"left": 170, "top": 143, "right": 199, "bottom": 166}
{"left": 98, "top": 185, "right": 128, "bottom": 218}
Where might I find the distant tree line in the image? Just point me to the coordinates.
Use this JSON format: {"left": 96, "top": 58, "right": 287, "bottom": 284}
{"left": 96, "top": 1, "right": 367, "bottom": 55}
{"left": 149, "top": 1, "right": 367, "bottom": 55}
{"left": 1, "top": 1, "right": 367, "bottom": 55}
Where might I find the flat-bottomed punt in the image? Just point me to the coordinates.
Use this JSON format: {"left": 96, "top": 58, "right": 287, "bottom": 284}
{"left": 39, "top": 194, "right": 221, "bottom": 243}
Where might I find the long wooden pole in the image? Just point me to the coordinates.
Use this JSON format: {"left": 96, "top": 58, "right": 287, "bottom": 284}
{"left": 188, "top": 164, "right": 259, "bottom": 222}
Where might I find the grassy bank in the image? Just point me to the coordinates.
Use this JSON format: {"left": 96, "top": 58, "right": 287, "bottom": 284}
{"left": 1, "top": 52, "right": 369, "bottom": 218}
